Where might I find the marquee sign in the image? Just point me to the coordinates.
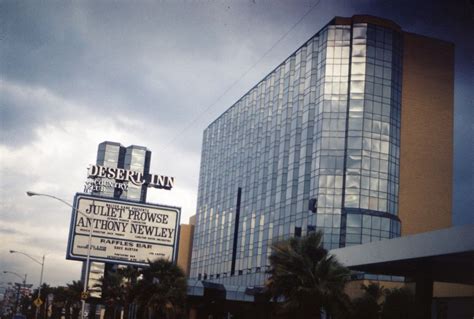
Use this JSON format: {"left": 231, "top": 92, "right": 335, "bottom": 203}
{"left": 67, "top": 193, "right": 180, "bottom": 266}
{"left": 83, "top": 164, "right": 175, "bottom": 193}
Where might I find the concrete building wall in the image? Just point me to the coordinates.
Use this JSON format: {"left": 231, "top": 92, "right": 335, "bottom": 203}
{"left": 433, "top": 282, "right": 474, "bottom": 298}
{"left": 345, "top": 279, "right": 410, "bottom": 300}
{"left": 177, "top": 216, "right": 196, "bottom": 277}
{"left": 345, "top": 281, "right": 474, "bottom": 301}
{"left": 398, "top": 33, "right": 454, "bottom": 235}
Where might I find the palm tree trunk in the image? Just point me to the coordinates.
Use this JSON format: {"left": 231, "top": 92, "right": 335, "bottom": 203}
{"left": 148, "top": 306, "right": 154, "bottom": 319}
{"left": 89, "top": 303, "right": 97, "bottom": 319}
{"left": 65, "top": 302, "right": 71, "bottom": 319}
{"left": 71, "top": 307, "right": 78, "bottom": 319}
{"left": 123, "top": 303, "right": 129, "bottom": 319}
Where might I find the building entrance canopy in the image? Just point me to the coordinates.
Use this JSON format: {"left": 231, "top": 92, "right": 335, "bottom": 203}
{"left": 330, "top": 225, "right": 474, "bottom": 284}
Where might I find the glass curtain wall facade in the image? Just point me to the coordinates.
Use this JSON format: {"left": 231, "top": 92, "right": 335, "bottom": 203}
{"left": 191, "top": 16, "right": 403, "bottom": 286}
{"left": 122, "top": 145, "right": 151, "bottom": 201}
{"left": 95, "top": 141, "right": 125, "bottom": 199}
{"left": 93, "top": 141, "right": 151, "bottom": 202}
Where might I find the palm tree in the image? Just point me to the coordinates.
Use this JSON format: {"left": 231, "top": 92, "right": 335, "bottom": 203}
{"left": 50, "top": 286, "right": 69, "bottom": 319}
{"left": 381, "top": 287, "right": 415, "bottom": 319}
{"left": 31, "top": 283, "right": 52, "bottom": 319}
{"left": 98, "top": 267, "right": 140, "bottom": 319}
{"left": 266, "top": 231, "right": 350, "bottom": 318}
{"left": 135, "top": 259, "right": 187, "bottom": 319}
{"left": 117, "top": 266, "right": 140, "bottom": 319}
{"left": 100, "top": 270, "right": 124, "bottom": 319}
{"left": 361, "top": 282, "right": 386, "bottom": 303}
{"left": 350, "top": 283, "right": 385, "bottom": 319}
{"left": 66, "top": 280, "right": 83, "bottom": 319}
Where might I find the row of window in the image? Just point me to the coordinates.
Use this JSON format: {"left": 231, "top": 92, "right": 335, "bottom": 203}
{"left": 191, "top": 22, "right": 402, "bottom": 283}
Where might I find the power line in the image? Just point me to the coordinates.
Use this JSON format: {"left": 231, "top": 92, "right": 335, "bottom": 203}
{"left": 162, "top": 0, "right": 321, "bottom": 151}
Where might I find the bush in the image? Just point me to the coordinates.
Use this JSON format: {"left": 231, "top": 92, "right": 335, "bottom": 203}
{"left": 381, "top": 287, "right": 415, "bottom": 319}
{"left": 351, "top": 295, "right": 380, "bottom": 319}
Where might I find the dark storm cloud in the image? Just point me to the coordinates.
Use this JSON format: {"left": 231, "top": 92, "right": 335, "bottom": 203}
{"left": 0, "top": 1, "right": 323, "bottom": 151}
{"left": 0, "top": 2, "right": 203, "bottom": 146}
{"left": 0, "top": 2, "right": 252, "bottom": 147}
{"left": 1, "top": 90, "right": 43, "bottom": 146}
{"left": 0, "top": 2, "right": 87, "bottom": 86}
{"left": 0, "top": 81, "right": 70, "bottom": 146}
{"left": 1, "top": 0, "right": 471, "bottom": 222}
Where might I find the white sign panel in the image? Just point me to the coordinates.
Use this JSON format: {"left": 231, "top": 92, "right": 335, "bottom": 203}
{"left": 67, "top": 194, "right": 180, "bottom": 266}
{"left": 87, "top": 262, "right": 105, "bottom": 299}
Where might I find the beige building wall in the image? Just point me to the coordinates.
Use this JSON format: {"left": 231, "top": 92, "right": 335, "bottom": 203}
{"left": 398, "top": 33, "right": 454, "bottom": 235}
{"left": 433, "top": 282, "right": 474, "bottom": 298}
{"left": 345, "top": 280, "right": 410, "bottom": 300}
{"left": 345, "top": 281, "right": 474, "bottom": 300}
{"left": 177, "top": 216, "right": 195, "bottom": 277}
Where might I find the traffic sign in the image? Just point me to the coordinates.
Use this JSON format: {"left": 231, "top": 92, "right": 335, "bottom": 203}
{"left": 33, "top": 298, "right": 43, "bottom": 307}
{"left": 80, "top": 291, "right": 90, "bottom": 300}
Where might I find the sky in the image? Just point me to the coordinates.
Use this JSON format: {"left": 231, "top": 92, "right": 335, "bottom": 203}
{"left": 0, "top": 0, "right": 472, "bottom": 288}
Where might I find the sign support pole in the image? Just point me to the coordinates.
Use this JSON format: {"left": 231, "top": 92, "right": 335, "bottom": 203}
{"left": 26, "top": 192, "right": 91, "bottom": 319}
{"left": 35, "top": 255, "right": 44, "bottom": 319}
{"left": 81, "top": 207, "right": 93, "bottom": 319}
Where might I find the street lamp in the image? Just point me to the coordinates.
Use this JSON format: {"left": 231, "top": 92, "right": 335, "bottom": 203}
{"left": 2, "top": 271, "right": 26, "bottom": 282}
{"left": 26, "top": 191, "right": 93, "bottom": 319}
{"left": 8, "top": 251, "right": 44, "bottom": 319}
{"left": 3, "top": 271, "right": 27, "bottom": 315}
{"left": 3, "top": 271, "right": 27, "bottom": 288}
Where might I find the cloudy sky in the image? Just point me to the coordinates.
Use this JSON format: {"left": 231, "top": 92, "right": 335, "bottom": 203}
{"left": 1, "top": 0, "right": 472, "bottom": 288}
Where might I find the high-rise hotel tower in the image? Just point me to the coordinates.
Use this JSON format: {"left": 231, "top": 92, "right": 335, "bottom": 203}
{"left": 93, "top": 141, "right": 151, "bottom": 202}
{"left": 82, "top": 141, "right": 152, "bottom": 294}
{"left": 190, "top": 15, "right": 454, "bottom": 287}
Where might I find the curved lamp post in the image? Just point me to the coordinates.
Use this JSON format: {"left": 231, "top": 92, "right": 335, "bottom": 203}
{"left": 3, "top": 271, "right": 27, "bottom": 280}
{"left": 26, "top": 191, "right": 93, "bottom": 319}
{"left": 3, "top": 270, "right": 27, "bottom": 315}
{"left": 8, "top": 251, "right": 44, "bottom": 319}
{"left": 2, "top": 270, "right": 27, "bottom": 285}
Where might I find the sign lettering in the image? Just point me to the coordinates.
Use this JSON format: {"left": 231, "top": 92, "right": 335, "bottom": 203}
{"left": 87, "top": 164, "right": 174, "bottom": 189}
{"left": 67, "top": 194, "right": 180, "bottom": 266}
